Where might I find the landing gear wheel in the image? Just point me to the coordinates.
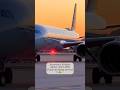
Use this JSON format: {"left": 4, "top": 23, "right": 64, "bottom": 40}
{"left": 4, "top": 68, "right": 13, "bottom": 84}
{"left": 73, "top": 55, "right": 77, "bottom": 62}
{"left": 78, "top": 57, "right": 82, "bottom": 62}
{"left": 0, "top": 73, "right": 6, "bottom": 86}
{"left": 92, "top": 68, "right": 101, "bottom": 84}
{"left": 36, "top": 55, "right": 40, "bottom": 62}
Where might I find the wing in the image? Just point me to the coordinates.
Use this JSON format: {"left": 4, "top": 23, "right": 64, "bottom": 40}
{"left": 86, "top": 36, "right": 115, "bottom": 47}
{"left": 61, "top": 41, "right": 84, "bottom": 48}
{"left": 50, "top": 38, "right": 84, "bottom": 48}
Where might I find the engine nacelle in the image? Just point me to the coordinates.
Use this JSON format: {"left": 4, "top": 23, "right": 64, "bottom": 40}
{"left": 76, "top": 44, "right": 85, "bottom": 57}
{"left": 99, "top": 41, "right": 120, "bottom": 75}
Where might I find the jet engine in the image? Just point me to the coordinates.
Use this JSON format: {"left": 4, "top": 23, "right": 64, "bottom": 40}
{"left": 76, "top": 44, "right": 86, "bottom": 57}
{"left": 99, "top": 41, "right": 120, "bottom": 75}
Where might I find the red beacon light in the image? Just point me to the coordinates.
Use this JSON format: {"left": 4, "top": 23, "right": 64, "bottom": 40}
{"left": 49, "top": 49, "right": 57, "bottom": 55}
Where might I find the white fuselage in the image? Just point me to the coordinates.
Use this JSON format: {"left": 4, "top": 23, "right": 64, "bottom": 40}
{"left": 35, "top": 24, "right": 81, "bottom": 51}
{"left": 35, "top": 24, "right": 80, "bottom": 40}
{"left": 44, "top": 26, "right": 79, "bottom": 40}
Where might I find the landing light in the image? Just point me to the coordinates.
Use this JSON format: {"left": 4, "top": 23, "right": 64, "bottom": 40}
{"left": 49, "top": 49, "right": 57, "bottom": 55}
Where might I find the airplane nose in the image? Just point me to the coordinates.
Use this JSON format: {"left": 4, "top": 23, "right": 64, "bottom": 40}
{"left": 35, "top": 25, "right": 46, "bottom": 37}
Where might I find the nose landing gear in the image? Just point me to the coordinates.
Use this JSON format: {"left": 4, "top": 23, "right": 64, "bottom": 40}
{"left": 0, "top": 58, "right": 13, "bottom": 86}
{"left": 36, "top": 55, "right": 40, "bottom": 62}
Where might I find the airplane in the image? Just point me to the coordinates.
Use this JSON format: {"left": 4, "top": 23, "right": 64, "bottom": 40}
{"left": 0, "top": 0, "right": 84, "bottom": 86}
{"left": 35, "top": 0, "right": 120, "bottom": 85}
{"left": 0, "top": 0, "right": 119, "bottom": 86}
{"left": 35, "top": 0, "right": 120, "bottom": 84}
{"left": 85, "top": 0, "right": 120, "bottom": 84}
{"left": 35, "top": 0, "right": 120, "bottom": 83}
{"left": 35, "top": 3, "right": 84, "bottom": 61}
{"left": 0, "top": 0, "right": 35, "bottom": 86}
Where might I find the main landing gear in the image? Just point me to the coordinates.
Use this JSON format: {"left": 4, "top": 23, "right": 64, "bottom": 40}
{"left": 86, "top": 48, "right": 113, "bottom": 84}
{"left": 75, "top": 45, "right": 113, "bottom": 84}
{"left": 73, "top": 54, "right": 82, "bottom": 62}
{"left": 92, "top": 67, "right": 112, "bottom": 84}
{"left": 0, "top": 57, "right": 13, "bottom": 86}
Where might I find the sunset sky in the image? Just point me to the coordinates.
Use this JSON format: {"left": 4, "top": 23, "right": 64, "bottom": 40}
{"left": 35, "top": 0, "right": 85, "bottom": 36}
{"left": 86, "top": 0, "right": 120, "bottom": 35}
{"left": 35, "top": 0, "right": 120, "bottom": 36}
